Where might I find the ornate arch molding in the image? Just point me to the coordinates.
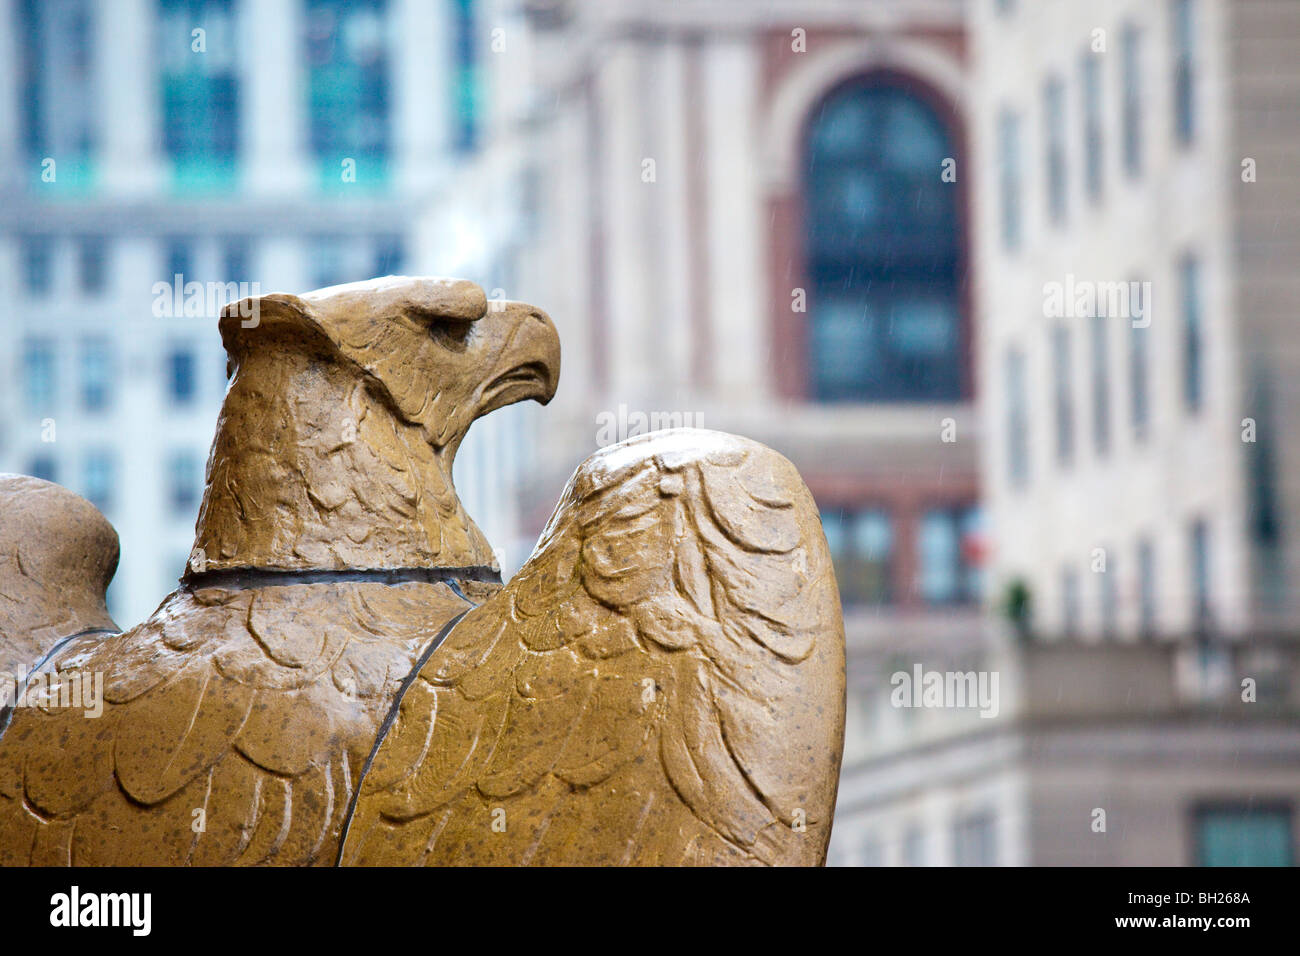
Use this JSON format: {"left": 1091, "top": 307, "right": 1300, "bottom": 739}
{"left": 761, "top": 36, "right": 968, "bottom": 193}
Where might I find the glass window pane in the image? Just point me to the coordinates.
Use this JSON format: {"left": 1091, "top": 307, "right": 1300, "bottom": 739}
{"left": 80, "top": 336, "right": 113, "bottom": 412}
{"left": 83, "top": 450, "right": 115, "bottom": 512}
{"left": 919, "top": 510, "right": 959, "bottom": 604}
{"left": 805, "top": 82, "right": 961, "bottom": 403}
{"left": 1197, "top": 807, "right": 1292, "bottom": 866}
{"left": 169, "top": 347, "right": 196, "bottom": 404}
{"left": 23, "top": 337, "right": 57, "bottom": 409}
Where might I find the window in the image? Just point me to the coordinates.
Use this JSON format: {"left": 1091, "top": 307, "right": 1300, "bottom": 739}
{"left": 918, "top": 506, "right": 982, "bottom": 605}
{"left": 997, "top": 108, "right": 1021, "bottom": 251}
{"left": 1195, "top": 805, "right": 1292, "bottom": 867}
{"left": 83, "top": 450, "right": 115, "bottom": 512}
{"left": 1191, "top": 518, "right": 1210, "bottom": 631}
{"left": 307, "top": 0, "right": 390, "bottom": 184}
{"left": 1005, "top": 346, "right": 1029, "bottom": 487}
{"left": 451, "top": 0, "right": 480, "bottom": 153}
{"left": 22, "top": 235, "right": 53, "bottom": 294}
{"left": 1130, "top": 305, "right": 1151, "bottom": 441}
{"left": 1137, "top": 537, "right": 1156, "bottom": 637}
{"left": 1247, "top": 372, "right": 1282, "bottom": 551}
{"left": 953, "top": 812, "right": 997, "bottom": 867}
{"left": 19, "top": 0, "right": 96, "bottom": 177}
{"left": 1099, "top": 552, "right": 1117, "bottom": 639}
{"left": 1171, "top": 0, "right": 1196, "bottom": 146}
{"left": 1181, "top": 254, "right": 1203, "bottom": 413}
{"left": 311, "top": 236, "right": 347, "bottom": 289}
{"left": 1090, "top": 315, "right": 1111, "bottom": 456}
{"left": 1051, "top": 324, "right": 1074, "bottom": 466}
{"left": 168, "top": 347, "right": 196, "bottom": 405}
{"left": 1121, "top": 24, "right": 1143, "bottom": 177}
{"left": 1061, "top": 565, "right": 1080, "bottom": 638}
{"left": 223, "top": 237, "right": 251, "bottom": 283}
{"left": 374, "top": 234, "right": 405, "bottom": 276}
{"left": 22, "top": 337, "right": 56, "bottom": 409}
{"left": 1043, "top": 76, "right": 1067, "bottom": 226}
{"left": 79, "top": 336, "right": 113, "bottom": 412}
{"left": 159, "top": 0, "right": 239, "bottom": 188}
{"left": 1081, "top": 53, "right": 1103, "bottom": 202}
{"left": 77, "top": 235, "right": 106, "bottom": 293}
{"left": 804, "top": 80, "right": 962, "bottom": 402}
{"left": 27, "top": 454, "right": 57, "bottom": 483}
{"left": 821, "top": 509, "right": 894, "bottom": 605}
{"left": 165, "top": 237, "right": 193, "bottom": 283}
{"left": 167, "top": 450, "right": 202, "bottom": 515}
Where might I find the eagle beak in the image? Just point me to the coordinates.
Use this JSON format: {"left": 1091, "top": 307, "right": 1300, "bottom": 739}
{"left": 476, "top": 301, "right": 561, "bottom": 418}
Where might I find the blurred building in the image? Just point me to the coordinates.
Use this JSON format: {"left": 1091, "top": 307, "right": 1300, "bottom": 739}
{"left": 975, "top": 0, "right": 1298, "bottom": 643}
{"left": 824, "top": 0, "right": 1300, "bottom": 866}
{"left": 0, "top": 0, "right": 542, "bottom": 626}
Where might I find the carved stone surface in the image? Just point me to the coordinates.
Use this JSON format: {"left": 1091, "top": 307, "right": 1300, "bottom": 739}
{"left": 0, "top": 475, "right": 120, "bottom": 681}
{"left": 0, "top": 276, "right": 845, "bottom": 866}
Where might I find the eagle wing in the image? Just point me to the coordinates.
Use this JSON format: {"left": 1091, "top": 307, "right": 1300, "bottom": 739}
{"left": 0, "top": 475, "right": 119, "bottom": 683}
{"left": 341, "top": 429, "right": 846, "bottom": 866}
{"left": 0, "top": 580, "right": 470, "bottom": 866}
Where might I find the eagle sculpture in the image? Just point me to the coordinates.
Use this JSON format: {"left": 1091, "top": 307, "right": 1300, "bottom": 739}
{"left": 0, "top": 276, "right": 846, "bottom": 867}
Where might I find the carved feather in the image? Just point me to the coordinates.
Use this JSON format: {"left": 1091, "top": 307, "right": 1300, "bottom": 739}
{"left": 0, "top": 581, "right": 472, "bottom": 866}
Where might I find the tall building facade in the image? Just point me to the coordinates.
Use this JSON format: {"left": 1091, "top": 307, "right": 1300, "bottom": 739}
{"left": 975, "top": 0, "right": 1300, "bottom": 641}
{"left": 0, "top": 0, "right": 541, "bottom": 627}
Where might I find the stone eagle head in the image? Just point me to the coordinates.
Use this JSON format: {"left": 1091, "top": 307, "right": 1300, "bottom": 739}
{"left": 186, "top": 276, "right": 560, "bottom": 579}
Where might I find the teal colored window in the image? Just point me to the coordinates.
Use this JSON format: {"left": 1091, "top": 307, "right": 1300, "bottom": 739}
{"left": 1196, "top": 806, "right": 1292, "bottom": 866}
{"left": 83, "top": 450, "right": 116, "bottom": 513}
{"left": 451, "top": 0, "right": 479, "bottom": 153}
{"left": 159, "top": 0, "right": 239, "bottom": 191}
{"left": 19, "top": 0, "right": 97, "bottom": 190}
{"left": 80, "top": 336, "right": 113, "bottom": 412}
{"left": 23, "top": 337, "right": 57, "bottom": 410}
{"left": 307, "top": 0, "right": 390, "bottom": 188}
{"left": 168, "top": 347, "right": 196, "bottom": 405}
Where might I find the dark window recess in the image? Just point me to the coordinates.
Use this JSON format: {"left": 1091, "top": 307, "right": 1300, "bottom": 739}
{"left": 804, "top": 81, "right": 963, "bottom": 402}
{"left": 168, "top": 348, "right": 196, "bottom": 404}
{"left": 78, "top": 235, "right": 106, "bottom": 293}
{"left": 28, "top": 454, "right": 57, "bottom": 484}
{"left": 23, "top": 235, "right": 53, "bottom": 294}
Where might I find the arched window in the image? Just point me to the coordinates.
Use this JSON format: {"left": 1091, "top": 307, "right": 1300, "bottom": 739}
{"left": 804, "top": 78, "right": 963, "bottom": 402}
